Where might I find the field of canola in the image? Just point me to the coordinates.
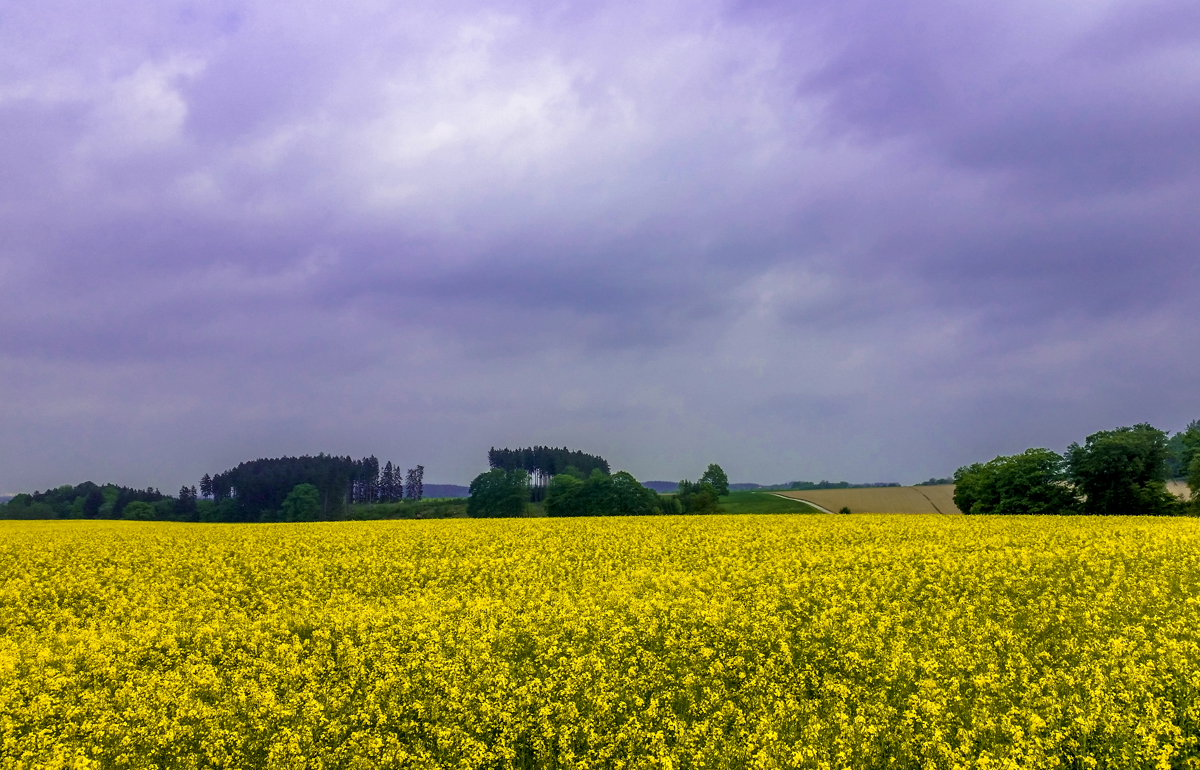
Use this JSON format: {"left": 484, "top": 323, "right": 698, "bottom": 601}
{"left": 3, "top": 516, "right": 1200, "bottom": 770}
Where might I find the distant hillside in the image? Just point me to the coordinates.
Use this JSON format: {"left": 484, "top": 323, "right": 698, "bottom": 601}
{"left": 0, "top": 496, "right": 10, "bottom": 505}
{"left": 644, "top": 482, "right": 789, "bottom": 493}
{"left": 641, "top": 481, "right": 904, "bottom": 494}
{"left": 424, "top": 484, "right": 469, "bottom": 498}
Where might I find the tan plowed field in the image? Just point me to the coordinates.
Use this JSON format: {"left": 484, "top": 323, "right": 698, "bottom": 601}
{"left": 779, "top": 481, "right": 1193, "bottom": 513}
{"left": 776, "top": 484, "right": 961, "bottom": 514}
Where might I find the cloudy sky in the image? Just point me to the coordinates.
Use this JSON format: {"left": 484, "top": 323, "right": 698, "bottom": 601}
{"left": 2, "top": 0, "right": 1197, "bottom": 493}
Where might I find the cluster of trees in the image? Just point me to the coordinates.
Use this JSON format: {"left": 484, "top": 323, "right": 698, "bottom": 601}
{"left": 467, "top": 454, "right": 732, "bottom": 518}
{"left": 0, "top": 454, "right": 433, "bottom": 523}
{"left": 468, "top": 467, "right": 670, "bottom": 518}
{"left": 671, "top": 464, "right": 731, "bottom": 514}
{"left": 954, "top": 422, "right": 1200, "bottom": 516}
{"left": 1168, "top": 427, "right": 1198, "bottom": 478}
{"left": 199, "top": 455, "right": 426, "bottom": 522}
{"left": 487, "top": 446, "right": 610, "bottom": 502}
{"left": 544, "top": 470, "right": 673, "bottom": 517}
{"left": 0, "top": 481, "right": 197, "bottom": 521}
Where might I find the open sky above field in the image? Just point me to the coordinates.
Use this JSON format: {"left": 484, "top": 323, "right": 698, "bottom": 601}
{"left": 2, "top": 0, "right": 1198, "bottom": 493}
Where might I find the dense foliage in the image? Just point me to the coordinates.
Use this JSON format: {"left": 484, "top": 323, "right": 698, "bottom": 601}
{"left": 488, "top": 446, "right": 610, "bottom": 501}
{"left": 466, "top": 469, "right": 530, "bottom": 518}
{"left": 698, "top": 463, "right": 730, "bottom": 497}
{"left": 0, "top": 481, "right": 175, "bottom": 520}
{"left": 5, "top": 516, "right": 1200, "bottom": 768}
{"left": 665, "top": 463, "right": 730, "bottom": 514}
{"left": 281, "top": 483, "right": 322, "bottom": 522}
{"left": 953, "top": 448, "right": 1078, "bottom": 515}
{"left": 1167, "top": 420, "right": 1200, "bottom": 478}
{"left": 543, "top": 470, "right": 662, "bottom": 517}
{"left": 955, "top": 421, "right": 1197, "bottom": 516}
{"left": 202, "top": 455, "right": 425, "bottom": 522}
{"left": 1066, "top": 424, "right": 1180, "bottom": 516}
{"left": 487, "top": 446, "right": 610, "bottom": 477}
{"left": 206, "top": 455, "right": 360, "bottom": 521}
{"left": 676, "top": 479, "right": 721, "bottom": 514}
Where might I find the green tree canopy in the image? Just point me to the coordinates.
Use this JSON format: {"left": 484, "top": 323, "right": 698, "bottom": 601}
{"left": 487, "top": 446, "right": 609, "bottom": 476}
{"left": 1170, "top": 420, "right": 1200, "bottom": 479}
{"left": 677, "top": 479, "right": 721, "bottom": 514}
{"left": 544, "top": 470, "right": 660, "bottom": 517}
{"left": 467, "top": 469, "right": 529, "bottom": 518}
{"left": 207, "top": 454, "right": 365, "bottom": 521}
{"left": 281, "top": 483, "right": 322, "bottom": 522}
{"left": 0, "top": 481, "right": 169, "bottom": 521}
{"left": 1066, "top": 424, "right": 1180, "bottom": 516}
{"left": 122, "top": 501, "right": 155, "bottom": 521}
{"left": 1189, "top": 454, "right": 1200, "bottom": 513}
{"left": 699, "top": 464, "right": 730, "bottom": 497}
{"left": 953, "top": 448, "right": 1077, "bottom": 515}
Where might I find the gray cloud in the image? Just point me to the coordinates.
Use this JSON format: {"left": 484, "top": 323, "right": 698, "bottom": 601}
{"left": 1, "top": 0, "right": 1197, "bottom": 494}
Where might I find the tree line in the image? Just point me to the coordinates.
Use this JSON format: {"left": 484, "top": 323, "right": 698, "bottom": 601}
{"left": 7, "top": 423, "right": 1196, "bottom": 522}
{"left": 199, "top": 455, "right": 426, "bottom": 522}
{"left": 0, "top": 455, "right": 430, "bottom": 522}
{"left": 954, "top": 421, "right": 1200, "bottom": 516}
{"left": 0, "top": 481, "right": 179, "bottom": 521}
{"left": 468, "top": 452, "right": 732, "bottom": 517}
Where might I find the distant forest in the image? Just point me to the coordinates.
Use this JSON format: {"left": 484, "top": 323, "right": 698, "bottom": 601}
{"left": 0, "top": 454, "right": 435, "bottom": 523}
{"left": 200, "top": 455, "right": 429, "bottom": 522}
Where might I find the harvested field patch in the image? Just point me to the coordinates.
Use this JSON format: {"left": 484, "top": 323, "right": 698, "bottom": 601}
{"left": 781, "top": 482, "right": 1193, "bottom": 513}
{"left": 777, "top": 484, "right": 961, "bottom": 514}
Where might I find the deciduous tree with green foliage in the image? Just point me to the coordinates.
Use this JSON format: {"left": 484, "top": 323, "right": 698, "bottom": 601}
{"left": 467, "top": 469, "right": 529, "bottom": 518}
{"left": 953, "top": 448, "right": 1077, "bottom": 515}
{"left": 1066, "top": 424, "right": 1180, "bottom": 516}
{"left": 1171, "top": 420, "right": 1200, "bottom": 479}
{"left": 122, "top": 501, "right": 155, "bottom": 521}
{"left": 699, "top": 464, "right": 730, "bottom": 497}
{"left": 281, "top": 483, "right": 322, "bottom": 522}
{"left": 544, "top": 469, "right": 661, "bottom": 517}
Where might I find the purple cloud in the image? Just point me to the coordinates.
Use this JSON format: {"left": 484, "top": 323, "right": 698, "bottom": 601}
{"left": 1, "top": 0, "right": 1197, "bottom": 494}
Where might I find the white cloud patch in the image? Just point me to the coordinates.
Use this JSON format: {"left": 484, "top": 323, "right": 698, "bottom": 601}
{"left": 85, "top": 57, "right": 204, "bottom": 156}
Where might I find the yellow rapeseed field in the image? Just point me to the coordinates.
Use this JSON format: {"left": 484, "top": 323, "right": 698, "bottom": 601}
{"left": 3, "top": 515, "right": 1200, "bottom": 769}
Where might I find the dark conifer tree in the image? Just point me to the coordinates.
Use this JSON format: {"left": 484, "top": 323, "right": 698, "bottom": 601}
{"left": 405, "top": 466, "right": 424, "bottom": 501}
{"left": 380, "top": 462, "right": 396, "bottom": 503}
{"left": 82, "top": 487, "right": 104, "bottom": 518}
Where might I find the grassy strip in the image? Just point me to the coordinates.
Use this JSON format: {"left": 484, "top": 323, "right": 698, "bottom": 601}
{"left": 719, "top": 490, "right": 822, "bottom": 514}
